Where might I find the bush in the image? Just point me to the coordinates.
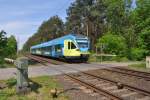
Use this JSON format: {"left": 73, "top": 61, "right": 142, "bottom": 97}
{"left": 113, "top": 56, "right": 129, "bottom": 62}
{"left": 0, "top": 57, "right": 4, "bottom": 66}
{"left": 97, "top": 32, "right": 127, "bottom": 56}
{"left": 130, "top": 48, "right": 145, "bottom": 61}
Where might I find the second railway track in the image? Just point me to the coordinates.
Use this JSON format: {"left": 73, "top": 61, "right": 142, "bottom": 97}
{"left": 27, "top": 55, "right": 150, "bottom": 100}
{"left": 103, "top": 67, "right": 150, "bottom": 81}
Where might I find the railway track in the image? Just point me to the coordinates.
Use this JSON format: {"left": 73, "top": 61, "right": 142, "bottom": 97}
{"left": 103, "top": 67, "right": 150, "bottom": 81}
{"left": 80, "top": 63, "right": 150, "bottom": 81}
{"left": 27, "top": 54, "right": 66, "bottom": 65}
{"left": 27, "top": 55, "right": 150, "bottom": 100}
{"left": 27, "top": 55, "right": 121, "bottom": 100}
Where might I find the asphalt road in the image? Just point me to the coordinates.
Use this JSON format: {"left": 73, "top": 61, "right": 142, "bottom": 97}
{"left": 0, "top": 62, "right": 140, "bottom": 80}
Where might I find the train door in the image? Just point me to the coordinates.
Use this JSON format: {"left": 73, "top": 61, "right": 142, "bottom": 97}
{"left": 51, "top": 45, "right": 55, "bottom": 57}
{"left": 64, "top": 40, "right": 78, "bottom": 57}
{"left": 64, "top": 40, "right": 71, "bottom": 56}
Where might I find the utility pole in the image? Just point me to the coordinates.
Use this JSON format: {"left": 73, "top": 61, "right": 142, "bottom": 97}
{"left": 86, "top": 22, "right": 89, "bottom": 37}
{"left": 100, "top": 44, "right": 103, "bottom": 63}
{"left": 17, "top": 36, "right": 19, "bottom": 56}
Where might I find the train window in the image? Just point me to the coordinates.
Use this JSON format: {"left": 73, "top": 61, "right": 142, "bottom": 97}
{"left": 68, "top": 42, "right": 71, "bottom": 49}
{"left": 77, "top": 42, "right": 88, "bottom": 48}
{"left": 47, "top": 46, "right": 51, "bottom": 51}
{"left": 71, "top": 42, "right": 76, "bottom": 49}
{"left": 55, "top": 45, "right": 61, "bottom": 52}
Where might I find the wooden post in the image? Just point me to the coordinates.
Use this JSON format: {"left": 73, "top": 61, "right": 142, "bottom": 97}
{"left": 15, "top": 57, "right": 30, "bottom": 94}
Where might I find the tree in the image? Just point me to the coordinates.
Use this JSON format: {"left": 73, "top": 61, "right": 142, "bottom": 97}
{"left": 5, "top": 35, "right": 17, "bottom": 59}
{"left": 66, "top": 0, "right": 107, "bottom": 50}
{"left": 23, "top": 16, "right": 64, "bottom": 52}
{"left": 96, "top": 32, "right": 127, "bottom": 56}
{"left": 0, "top": 30, "right": 7, "bottom": 64}
{"left": 0, "top": 30, "right": 7, "bottom": 49}
{"left": 135, "top": 0, "right": 150, "bottom": 55}
{"left": 23, "top": 0, "right": 149, "bottom": 60}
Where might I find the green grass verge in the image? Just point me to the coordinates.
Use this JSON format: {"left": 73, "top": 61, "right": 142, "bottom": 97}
{"left": 0, "top": 63, "right": 16, "bottom": 68}
{"left": 128, "top": 63, "right": 146, "bottom": 69}
{"left": 0, "top": 76, "right": 68, "bottom": 100}
{"left": 127, "top": 62, "right": 150, "bottom": 72}
{"left": 88, "top": 54, "right": 129, "bottom": 62}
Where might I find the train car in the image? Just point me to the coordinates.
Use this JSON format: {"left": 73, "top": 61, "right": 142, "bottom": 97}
{"left": 30, "top": 33, "right": 90, "bottom": 61}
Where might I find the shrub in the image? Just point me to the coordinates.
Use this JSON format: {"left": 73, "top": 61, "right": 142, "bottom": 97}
{"left": 96, "top": 32, "right": 127, "bottom": 56}
{"left": 130, "top": 48, "right": 145, "bottom": 61}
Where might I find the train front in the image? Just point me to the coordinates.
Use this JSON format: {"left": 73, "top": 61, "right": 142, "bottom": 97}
{"left": 76, "top": 36, "right": 90, "bottom": 60}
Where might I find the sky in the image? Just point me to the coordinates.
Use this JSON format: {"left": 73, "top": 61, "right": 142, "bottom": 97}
{"left": 0, "top": 0, "right": 136, "bottom": 50}
{"left": 131, "top": 0, "right": 137, "bottom": 9}
{"left": 0, "top": 0, "right": 75, "bottom": 49}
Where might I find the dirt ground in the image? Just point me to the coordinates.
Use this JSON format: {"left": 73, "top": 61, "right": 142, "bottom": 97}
{"left": 55, "top": 68, "right": 150, "bottom": 100}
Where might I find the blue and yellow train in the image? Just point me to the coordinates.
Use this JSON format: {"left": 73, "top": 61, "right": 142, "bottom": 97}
{"left": 30, "top": 33, "right": 90, "bottom": 61}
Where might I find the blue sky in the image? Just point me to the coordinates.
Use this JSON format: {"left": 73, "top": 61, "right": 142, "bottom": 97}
{"left": 0, "top": 0, "right": 75, "bottom": 49}
{"left": 0, "top": 0, "right": 136, "bottom": 50}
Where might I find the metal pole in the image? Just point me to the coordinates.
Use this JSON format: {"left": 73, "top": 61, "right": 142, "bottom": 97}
{"left": 17, "top": 36, "right": 19, "bottom": 56}
{"left": 96, "top": 46, "right": 97, "bottom": 62}
{"left": 101, "top": 44, "right": 103, "bottom": 63}
{"left": 87, "top": 22, "right": 89, "bottom": 37}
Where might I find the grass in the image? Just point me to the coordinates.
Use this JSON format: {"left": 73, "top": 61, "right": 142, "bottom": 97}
{"left": 127, "top": 62, "right": 150, "bottom": 72}
{"left": 0, "top": 76, "right": 68, "bottom": 100}
{"left": 128, "top": 63, "right": 146, "bottom": 68}
{"left": 0, "top": 60, "right": 39, "bottom": 68}
{"left": 0, "top": 63, "right": 15, "bottom": 68}
{"left": 88, "top": 54, "right": 129, "bottom": 63}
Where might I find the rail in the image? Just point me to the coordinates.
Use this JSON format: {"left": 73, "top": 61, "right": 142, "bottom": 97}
{"left": 26, "top": 55, "right": 150, "bottom": 98}
{"left": 26, "top": 55, "right": 122, "bottom": 100}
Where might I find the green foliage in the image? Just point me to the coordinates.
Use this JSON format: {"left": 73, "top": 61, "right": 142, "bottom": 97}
{"left": 0, "top": 31, "right": 7, "bottom": 51}
{"left": 0, "top": 76, "right": 68, "bottom": 100}
{"left": 0, "top": 30, "right": 7, "bottom": 65}
{"left": 138, "top": 25, "right": 150, "bottom": 55}
{"left": 128, "top": 63, "right": 146, "bottom": 70}
{"left": 0, "top": 30, "right": 17, "bottom": 66}
{"left": 130, "top": 48, "right": 145, "bottom": 60}
{"left": 114, "top": 56, "right": 129, "bottom": 62}
{"left": 97, "top": 33, "right": 127, "bottom": 56}
{"left": 23, "top": 0, "right": 150, "bottom": 61}
{"left": 134, "top": 0, "right": 150, "bottom": 55}
{"left": 23, "top": 16, "right": 64, "bottom": 52}
{"left": 5, "top": 35, "right": 17, "bottom": 59}
{"left": 6, "top": 78, "right": 17, "bottom": 88}
{"left": 104, "top": 0, "right": 126, "bottom": 34}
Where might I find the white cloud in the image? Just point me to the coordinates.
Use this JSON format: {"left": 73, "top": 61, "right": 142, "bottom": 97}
{"left": 0, "top": 21, "right": 41, "bottom": 49}
{"left": 0, "top": 0, "right": 75, "bottom": 50}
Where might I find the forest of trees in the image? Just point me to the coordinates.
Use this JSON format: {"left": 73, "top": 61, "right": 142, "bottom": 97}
{"left": 23, "top": 16, "right": 64, "bottom": 51}
{"left": 0, "top": 30, "right": 17, "bottom": 65}
{"left": 23, "top": 0, "right": 150, "bottom": 60}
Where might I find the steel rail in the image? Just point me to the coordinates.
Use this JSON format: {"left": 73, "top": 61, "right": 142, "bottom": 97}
{"left": 92, "top": 63, "right": 150, "bottom": 77}
{"left": 113, "top": 67, "right": 150, "bottom": 75}
{"left": 104, "top": 68, "right": 150, "bottom": 81}
{"left": 75, "top": 63, "right": 150, "bottom": 81}
{"left": 27, "top": 55, "right": 150, "bottom": 97}
{"left": 26, "top": 55, "right": 122, "bottom": 100}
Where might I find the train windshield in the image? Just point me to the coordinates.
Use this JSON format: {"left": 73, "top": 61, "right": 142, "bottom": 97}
{"left": 77, "top": 42, "right": 88, "bottom": 48}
